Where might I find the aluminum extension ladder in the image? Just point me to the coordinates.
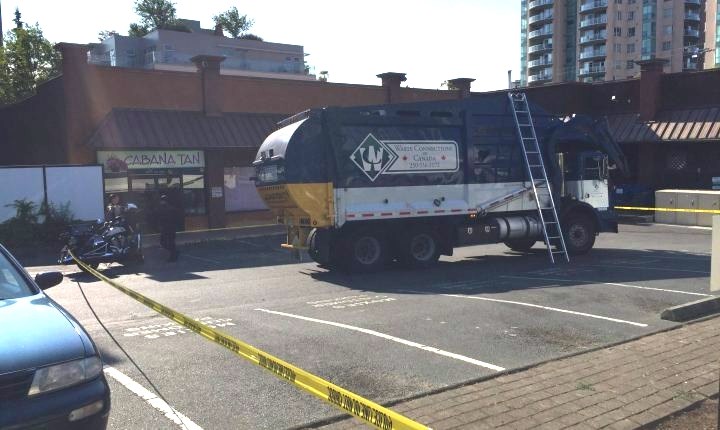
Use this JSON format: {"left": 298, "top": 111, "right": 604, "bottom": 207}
{"left": 508, "top": 92, "right": 570, "bottom": 264}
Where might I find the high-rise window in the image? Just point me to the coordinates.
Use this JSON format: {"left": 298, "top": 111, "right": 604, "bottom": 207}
{"left": 614, "top": 27, "right": 623, "bottom": 36}
{"left": 617, "top": 11, "right": 622, "bottom": 21}
{"left": 628, "top": 27, "right": 636, "bottom": 37}
{"left": 627, "top": 43, "right": 635, "bottom": 53}
{"left": 662, "top": 41, "right": 672, "bottom": 51}
{"left": 614, "top": 43, "right": 622, "bottom": 53}
{"left": 627, "top": 60, "right": 635, "bottom": 69}
{"left": 628, "top": 11, "right": 634, "bottom": 21}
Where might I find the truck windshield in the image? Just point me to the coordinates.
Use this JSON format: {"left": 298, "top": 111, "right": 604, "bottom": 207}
{"left": 255, "top": 163, "right": 286, "bottom": 185}
{"left": 0, "top": 250, "right": 34, "bottom": 300}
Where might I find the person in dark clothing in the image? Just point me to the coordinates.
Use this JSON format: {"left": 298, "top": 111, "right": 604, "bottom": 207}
{"left": 156, "top": 194, "right": 180, "bottom": 262}
{"left": 105, "top": 194, "right": 126, "bottom": 221}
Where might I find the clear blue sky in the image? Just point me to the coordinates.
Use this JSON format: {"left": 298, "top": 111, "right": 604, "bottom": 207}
{"left": 3, "top": 0, "right": 520, "bottom": 91}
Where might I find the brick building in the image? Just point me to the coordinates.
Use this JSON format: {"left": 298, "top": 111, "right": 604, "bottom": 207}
{"left": 1, "top": 42, "right": 719, "bottom": 230}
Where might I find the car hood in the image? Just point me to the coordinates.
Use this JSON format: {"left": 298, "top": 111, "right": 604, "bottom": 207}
{"left": 0, "top": 295, "right": 87, "bottom": 374}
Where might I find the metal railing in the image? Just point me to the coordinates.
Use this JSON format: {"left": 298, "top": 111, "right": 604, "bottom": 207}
{"left": 528, "top": 0, "right": 553, "bottom": 10}
{"left": 579, "top": 49, "right": 607, "bottom": 59}
{"left": 578, "top": 65, "right": 606, "bottom": 75}
{"left": 529, "top": 11, "right": 554, "bottom": 24}
{"left": 580, "top": 32, "right": 607, "bottom": 43}
{"left": 528, "top": 71, "right": 553, "bottom": 82}
{"left": 580, "top": 0, "right": 608, "bottom": 13}
{"left": 580, "top": 15, "right": 608, "bottom": 28}
{"left": 88, "top": 51, "right": 309, "bottom": 75}
{"left": 529, "top": 27, "right": 554, "bottom": 38}
{"left": 528, "top": 57, "right": 553, "bottom": 67}
{"left": 529, "top": 42, "right": 553, "bottom": 53}
{"left": 684, "top": 12, "right": 701, "bottom": 21}
{"left": 684, "top": 28, "right": 700, "bottom": 37}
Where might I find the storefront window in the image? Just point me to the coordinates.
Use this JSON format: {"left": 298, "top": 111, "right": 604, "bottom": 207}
{"left": 98, "top": 150, "right": 207, "bottom": 218}
{"left": 182, "top": 174, "right": 206, "bottom": 215}
{"left": 223, "top": 167, "right": 268, "bottom": 212}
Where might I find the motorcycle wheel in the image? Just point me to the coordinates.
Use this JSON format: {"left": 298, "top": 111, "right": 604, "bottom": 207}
{"left": 77, "top": 262, "right": 99, "bottom": 274}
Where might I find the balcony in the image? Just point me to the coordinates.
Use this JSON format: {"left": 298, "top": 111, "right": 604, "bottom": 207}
{"left": 580, "top": 15, "right": 608, "bottom": 29}
{"left": 580, "top": 0, "right": 608, "bottom": 13}
{"left": 529, "top": 11, "right": 554, "bottom": 25}
{"left": 578, "top": 65, "right": 606, "bottom": 76}
{"left": 684, "top": 0, "right": 701, "bottom": 5}
{"left": 684, "top": 28, "right": 700, "bottom": 37}
{"left": 528, "top": 0, "right": 553, "bottom": 11}
{"left": 579, "top": 48, "right": 607, "bottom": 59}
{"left": 529, "top": 26, "right": 554, "bottom": 39}
{"left": 528, "top": 71, "right": 553, "bottom": 83}
{"left": 684, "top": 12, "right": 701, "bottom": 21}
{"left": 528, "top": 56, "right": 553, "bottom": 68}
{"left": 528, "top": 42, "right": 553, "bottom": 53}
{"left": 580, "top": 32, "right": 607, "bottom": 44}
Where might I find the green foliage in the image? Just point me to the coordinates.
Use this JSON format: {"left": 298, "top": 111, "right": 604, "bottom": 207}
{"left": 0, "top": 9, "right": 61, "bottom": 105}
{"left": 129, "top": 0, "right": 177, "bottom": 36}
{"left": 213, "top": 7, "right": 253, "bottom": 38}
{"left": 97, "top": 30, "right": 119, "bottom": 42}
{"left": 0, "top": 199, "right": 75, "bottom": 248}
{"left": 238, "top": 33, "right": 263, "bottom": 41}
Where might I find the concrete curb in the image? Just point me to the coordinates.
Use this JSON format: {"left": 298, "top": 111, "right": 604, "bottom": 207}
{"left": 660, "top": 296, "right": 720, "bottom": 322}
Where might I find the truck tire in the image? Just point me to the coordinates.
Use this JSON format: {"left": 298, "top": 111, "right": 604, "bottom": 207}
{"left": 398, "top": 227, "right": 441, "bottom": 268}
{"left": 342, "top": 230, "right": 389, "bottom": 273}
{"left": 308, "top": 228, "right": 335, "bottom": 267}
{"left": 504, "top": 238, "right": 536, "bottom": 252}
{"left": 562, "top": 215, "right": 596, "bottom": 255}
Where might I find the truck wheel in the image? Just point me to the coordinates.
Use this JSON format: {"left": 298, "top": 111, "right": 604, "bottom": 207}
{"left": 343, "top": 230, "right": 389, "bottom": 273}
{"left": 504, "top": 238, "right": 536, "bottom": 252}
{"left": 562, "top": 215, "right": 596, "bottom": 255}
{"left": 308, "top": 228, "right": 334, "bottom": 267}
{"left": 398, "top": 228, "right": 441, "bottom": 268}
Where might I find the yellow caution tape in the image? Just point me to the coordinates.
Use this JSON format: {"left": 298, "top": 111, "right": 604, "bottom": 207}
{"left": 615, "top": 206, "right": 720, "bottom": 214}
{"left": 70, "top": 251, "right": 429, "bottom": 430}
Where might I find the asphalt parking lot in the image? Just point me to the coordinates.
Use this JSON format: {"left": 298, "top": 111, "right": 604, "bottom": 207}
{"left": 27, "top": 222, "right": 716, "bottom": 430}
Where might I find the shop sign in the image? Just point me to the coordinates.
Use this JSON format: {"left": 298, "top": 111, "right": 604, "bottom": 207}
{"left": 98, "top": 150, "right": 205, "bottom": 172}
{"left": 350, "top": 134, "right": 458, "bottom": 181}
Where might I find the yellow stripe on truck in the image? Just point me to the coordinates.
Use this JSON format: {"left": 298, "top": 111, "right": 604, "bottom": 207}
{"left": 257, "top": 183, "right": 334, "bottom": 228}
{"left": 70, "top": 251, "right": 429, "bottom": 430}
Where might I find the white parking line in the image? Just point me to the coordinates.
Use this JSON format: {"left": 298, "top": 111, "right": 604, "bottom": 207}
{"left": 254, "top": 308, "right": 505, "bottom": 372}
{"left": 502, "top": 276, "right": 714, "bottom": 297}
{"left": 103, "top": 366, "right": 202, "bottom": 430}
{"left": 440, "top": 294, "right": 648, "bottom": 327}
{"left": 588, "top": 264, "right": 710, "bottom": 275}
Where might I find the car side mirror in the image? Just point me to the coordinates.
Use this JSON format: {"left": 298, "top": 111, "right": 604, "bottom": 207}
{"left": 35, "top": 272, "right": 63, "bottom": 290}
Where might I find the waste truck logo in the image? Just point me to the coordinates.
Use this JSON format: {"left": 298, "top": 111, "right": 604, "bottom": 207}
{"left": 350, "top": 134, "right": 398, "bottom": 181}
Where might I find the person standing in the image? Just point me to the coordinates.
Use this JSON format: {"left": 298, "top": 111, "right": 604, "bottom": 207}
{"left": 105, "top": 194, "right": 126, "bottom": 220}
{"left": 156, "top": 194, "right": 180, "bottom": 262}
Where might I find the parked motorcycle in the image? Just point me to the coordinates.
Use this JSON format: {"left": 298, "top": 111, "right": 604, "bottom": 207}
{"left": 59, "top": 204, "right": 144, "bottom": 272}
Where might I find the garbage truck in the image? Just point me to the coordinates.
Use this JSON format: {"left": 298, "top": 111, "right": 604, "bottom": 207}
{"left": 254, "top": 92, "right": 627, "bottom": 272}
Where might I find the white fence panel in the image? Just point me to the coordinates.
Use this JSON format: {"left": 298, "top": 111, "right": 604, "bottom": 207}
{"left": 45, "top": 166, "right": 104, "bottom": 221}
{"left": 0, "top": 168, "right": 45, "bottom": 222}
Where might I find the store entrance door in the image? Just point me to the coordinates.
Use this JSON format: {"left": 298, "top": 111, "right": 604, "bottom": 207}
{"left": 130, "top": 174, "right": 184, "bottom": 232}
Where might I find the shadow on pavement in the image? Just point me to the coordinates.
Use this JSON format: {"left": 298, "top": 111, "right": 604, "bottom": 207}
{"left": 304, "top": 247, "right": 711, "bottom": 296}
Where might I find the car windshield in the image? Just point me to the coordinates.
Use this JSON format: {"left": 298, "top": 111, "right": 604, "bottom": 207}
{"left": 0, "top": 250, "right": 34, "bottom": 300}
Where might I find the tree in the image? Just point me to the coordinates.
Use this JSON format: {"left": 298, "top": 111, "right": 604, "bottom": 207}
{"left": 213, "top": 7, "right": 253, "bottom": 38}
{"left": 128, "top": 0, "right": 177, "bottom": 36}
{"left": 97, "top": 30, "right": 119, "bottom": 42}
{"left": 0, "top": 9, "right": 60, "bottom": 105}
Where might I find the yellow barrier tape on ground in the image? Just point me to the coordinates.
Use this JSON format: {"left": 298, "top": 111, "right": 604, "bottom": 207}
{"left": 70, "top": 251, "right": 429, "bottom": 430}
{"left": 615, "top": 206, "right": 720, "bottom": 214}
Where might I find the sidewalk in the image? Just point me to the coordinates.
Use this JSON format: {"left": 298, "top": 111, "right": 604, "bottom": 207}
{"left": 318, "top": 316, "right": 720, "bottom": 430}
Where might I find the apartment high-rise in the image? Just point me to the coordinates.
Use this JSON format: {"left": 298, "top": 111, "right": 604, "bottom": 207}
{"left": 520, "top": 0, "right": 714, "bottom": 86}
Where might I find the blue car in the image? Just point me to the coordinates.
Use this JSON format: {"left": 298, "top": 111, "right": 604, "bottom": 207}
{"left": 0, "top": 244, "right": 110, "bottom": 429}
